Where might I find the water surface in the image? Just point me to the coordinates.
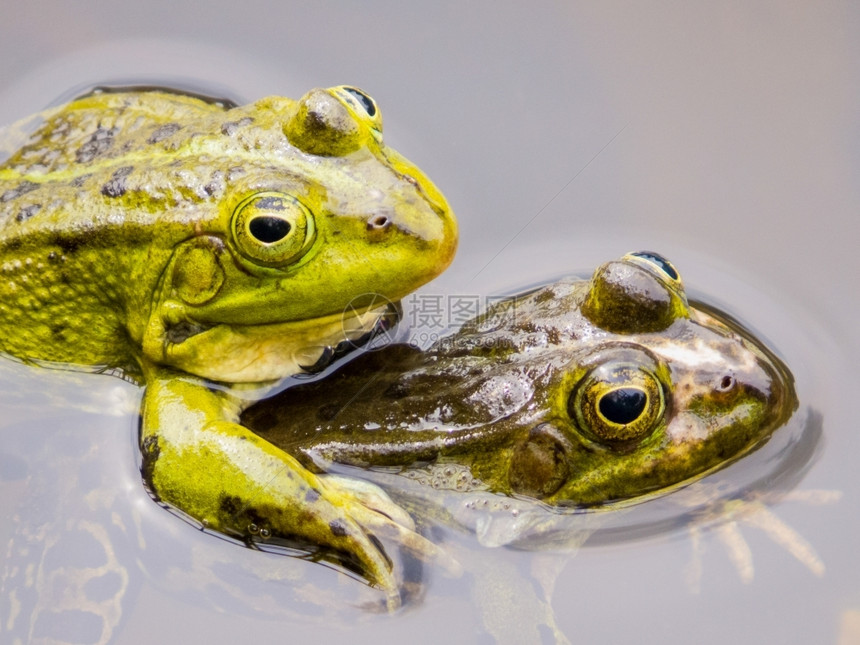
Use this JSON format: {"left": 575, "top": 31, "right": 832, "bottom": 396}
{"left": 1, "top": 3, "right": 858, "bottom": 644}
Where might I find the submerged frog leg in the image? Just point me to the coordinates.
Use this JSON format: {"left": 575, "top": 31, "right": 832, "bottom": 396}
{"left": 139, "top": 368, "right": 431, "bottom": 606}
{"left": 733, "top": 502, "right": 825, "bottom": 577}
{"left": 715, "top": 518, "right": 754, "bottom": 583}
{"left": 683, "top": 485, "right": 840, "bottom": 591}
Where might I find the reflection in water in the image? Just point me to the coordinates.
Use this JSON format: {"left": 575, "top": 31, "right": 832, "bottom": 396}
{"left": 1, "top": 365, "right": 834, "bottom": 644}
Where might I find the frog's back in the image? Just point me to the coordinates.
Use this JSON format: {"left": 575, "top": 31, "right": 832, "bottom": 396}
{"left": 0, "top": 91, "right": 255, "bottom": 242}
{"left": 0, "top": 91, "right": 250, "bottom": 368}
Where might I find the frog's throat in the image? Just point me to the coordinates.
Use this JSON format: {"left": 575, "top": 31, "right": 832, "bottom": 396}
{"left": 149, "top": 301, "right": 400, "bottom": 383}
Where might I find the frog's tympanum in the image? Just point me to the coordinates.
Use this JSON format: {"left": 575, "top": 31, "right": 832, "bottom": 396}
{"left": 245, "top": 252, "right": 796, "bottom": 508}
{"left": 0, "top": 86, "right": 457, "bottom": 593}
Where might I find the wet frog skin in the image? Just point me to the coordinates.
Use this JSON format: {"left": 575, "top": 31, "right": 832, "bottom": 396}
{"left": 0, "top": 85, "right": 457, "bottom": 594}
{"left": 244, "top": 252, "right": 796, "bottom": 508}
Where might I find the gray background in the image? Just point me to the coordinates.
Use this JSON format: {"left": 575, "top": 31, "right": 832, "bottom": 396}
{"left": 1, "top": 2, "right": 858, "bottom": 643}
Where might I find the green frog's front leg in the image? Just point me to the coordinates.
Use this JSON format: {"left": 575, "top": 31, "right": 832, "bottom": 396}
{"left": 139, "top": 368, "right": 424, "bottom": 603}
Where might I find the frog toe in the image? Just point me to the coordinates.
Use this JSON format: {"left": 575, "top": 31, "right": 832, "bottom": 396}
{"left": 321, "top": 473, "right": 414, "bottom": 528}
{"left": 321, "top": 474, "right": 461, "bottom": 581}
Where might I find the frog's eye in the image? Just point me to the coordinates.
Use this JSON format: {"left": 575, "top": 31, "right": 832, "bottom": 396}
{"left": 625, "top": 251, "right": 681, "bottom": 283}
{"left": 232, "top": 192, "right": 316, "bottom": 266}
{"left": 567, "top": 359, "right": 666, "bottom": 448}
{"left": 581, "top": 252, "right": 689, "bottom": 333}
{"left": 331, "top": 85, "right": 383, "bottom": 134}
{"left": 340, "top": 87, "right": 377, "bottom": 118}
{"left": 285, "top": 86, "right": 383, "bottom": 156}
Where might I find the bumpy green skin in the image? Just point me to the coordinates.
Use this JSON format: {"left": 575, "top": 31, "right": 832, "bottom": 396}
{"left": 0, "top": 86, "right": 457, "bottom": 594}
{"left": 244, "top": 253, "right": 796, "bottom": 507}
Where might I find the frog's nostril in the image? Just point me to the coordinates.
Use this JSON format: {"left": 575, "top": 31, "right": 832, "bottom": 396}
{"left": 717, "top": 374, "right": 736, "bottom": 392}
{"left": 367, "top": 214, "right": 391, "bottom": 231}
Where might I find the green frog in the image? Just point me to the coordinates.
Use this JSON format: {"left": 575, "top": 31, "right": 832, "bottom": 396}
{"left": 0, "top": 85, "right": 457, "bottom": 595}
{"left": 244, "top": 252, "right": 796, "bottom": 515}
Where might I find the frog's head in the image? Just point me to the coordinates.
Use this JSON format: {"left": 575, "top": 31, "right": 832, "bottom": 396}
{"left": 501, "top": 252, "right": 797, "bottom": 505}
{"left": 140, "top": 86, "right": 457, "bottom": 382}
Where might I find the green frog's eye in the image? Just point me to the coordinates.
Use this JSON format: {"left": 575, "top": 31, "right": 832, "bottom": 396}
{"left": 232, "top": 192, "right": 316, "bottom": 266}
{"left": 340, "top": 86, "right": 377, "bottom": 118}
{"left": 331, "top": 85, "right": 382, "bottom": 134}
{"left": 285, "top": 86, "right": 383, "bottom": 156}
{"left": 567, "top": 359, "right": 666, "bottom": 448}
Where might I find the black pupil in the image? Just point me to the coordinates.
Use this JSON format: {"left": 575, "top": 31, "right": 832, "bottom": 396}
{"left": 343, "top": 87, "right": 376, "bottom": 117}
{"left": 631, "top": 251, "right": 678, "bottom": 280}
{"left": 599, "top": 388, "right": 647, "bottom": 425}
{"left": 249, "top": 216, "right": 291, "bottom": 243}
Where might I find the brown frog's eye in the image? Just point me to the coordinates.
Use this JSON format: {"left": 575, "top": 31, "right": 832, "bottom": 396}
{"left": 626, "top": 251, "right": 680, "bottom": 282}
{"left": 232, "top": 192, "right": 316, "bottom": 266}
{"left": 567, "top": 359, "right": 666, "bottom": 448}
{"left": 581, "top": 252, "right": 689, "bottom": 333}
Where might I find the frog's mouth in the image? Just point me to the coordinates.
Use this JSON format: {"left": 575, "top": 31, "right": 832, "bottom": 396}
{"left": 294, "top": 300, "right": 402, "bottom": 373}
{"left": 155, "top": 301, "right": 401, "bottom": 383}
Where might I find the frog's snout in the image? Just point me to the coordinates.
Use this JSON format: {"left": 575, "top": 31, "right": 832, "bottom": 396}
{"left": 755, "top": 351, "right": 797, "bottom": 425}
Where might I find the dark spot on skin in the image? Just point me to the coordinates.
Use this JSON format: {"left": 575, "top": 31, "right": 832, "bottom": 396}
{"left": 382, "top": 381, "right": 410, "bottom": 399}
{"left": 71, "top": 174, "right": 92, "bottom": 187}
{"left": 534, "top": 289, "right": 555, "bottom": 304}
{"left": 219, "top": 495, "right": 242, "bottom": 516}
{"left": 254, "top": 196, "right": 286, "bottom": 211}
{"left": 317, "top": 403, "right": 342, "bottom": 421}
{"left": 50, "top": 322, "right": 68, "bottom": 337}
{"left": 51, "top": 233, "right": 84, "bottom": 254}
{"left": 220, "top": 116, "right": 254, "bottom": 136}
{"left": 76, "top": 126, "right": 119, "bottom": 163}
{"left": 139, "top": 435, "right": 161, "bottom": 490}
{"left": 329, "top": 520, "right": 348, "bottom": 537}
{"left": 1, "top": 180, "right": 39, "bottom": 202}
{"left": 203, "top": 183, "right": 218, "bottom": 196}
{"left": 101, "top": 166, "right": 134, "bottom": 198}
{"left": 218, "top": 497, "right": 269, "bottom": 536}
{"left": 226, "top": 166, "right": 245, "bottom": 181}
{"left": 147, "top": 123, "right": 181, "bottom": 144}
{"left": 304, "top": 488, "right": 321, "bottom": 503}
{"left": 15, "top": 204, "right": 42, "bottom": 222}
